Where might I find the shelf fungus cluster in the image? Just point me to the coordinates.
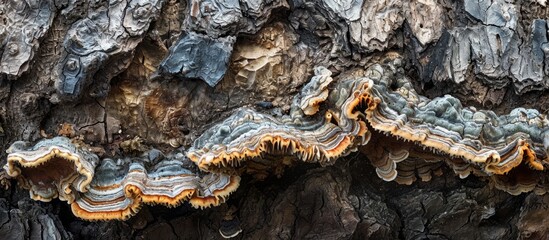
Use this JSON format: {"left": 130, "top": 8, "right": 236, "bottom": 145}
{"left": 4, "top": 57, "right": 549, "bottom": 221}
{"left": 188, "top": 59, "right": 549, "bottom": 196}
{"left": 360, "top": 62, "right": 549, "bottom": 195}
{"left": 187, "top": 66, "right": 370, "bottom": 173}
{"left": 3, "top": 137, "right": 239, "bottom": 220}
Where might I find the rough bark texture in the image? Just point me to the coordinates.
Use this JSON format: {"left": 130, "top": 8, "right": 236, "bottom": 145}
{"left": 1, "top": 0, "right": 549, "bottom": 239}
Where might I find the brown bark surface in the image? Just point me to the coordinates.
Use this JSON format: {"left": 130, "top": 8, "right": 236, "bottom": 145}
{"left": 1, "top": 0, "right": 549, "bottom": 239}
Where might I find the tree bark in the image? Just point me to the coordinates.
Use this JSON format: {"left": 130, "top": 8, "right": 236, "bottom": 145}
{"left": 1, "top": 0, "right": 549, "bottom": 239}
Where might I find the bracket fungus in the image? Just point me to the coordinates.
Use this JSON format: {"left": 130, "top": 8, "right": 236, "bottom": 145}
{"left": 4, "top": 138, "right": 239, "bottom": 220}
{"left": 5, "top": 54, "right": 549, "bottom": 222}
{"left": 299, "top": 66, "right": 334, "bottom": 115}
{"left": 359, "top": 61, "right": 549, "bottom": 194}
{"left": 188, "top": 56, "right": 549, "bottom": 196}
{"left": 4, "top": 137, "right": 99, "bottom": 203}
{"left": 187, "top": 66, "right": 371, "bottom": 172}
{"left": 72, "top": 157, "right": 239, "bottom": 220}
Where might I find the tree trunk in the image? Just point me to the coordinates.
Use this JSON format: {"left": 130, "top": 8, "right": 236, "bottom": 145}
{"left": 0, "top": 0, "right": 548, "bottom": 239}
